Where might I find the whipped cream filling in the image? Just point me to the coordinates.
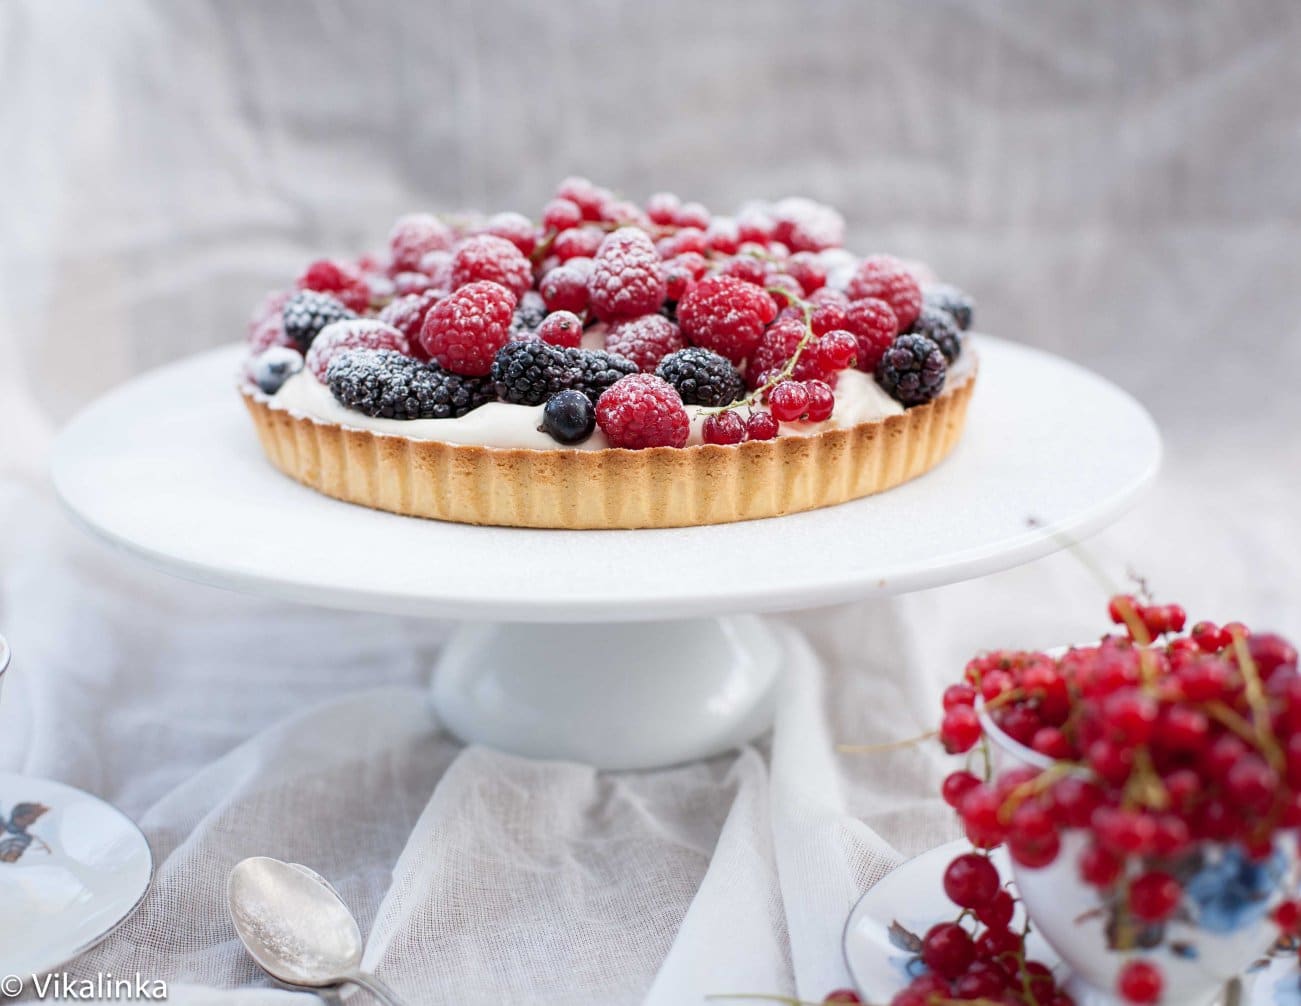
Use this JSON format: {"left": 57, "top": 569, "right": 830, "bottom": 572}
{"left": 256, "top": 345, "right": 974, "bottom": 452}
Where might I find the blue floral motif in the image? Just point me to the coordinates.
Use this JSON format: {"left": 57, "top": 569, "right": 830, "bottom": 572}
{"left": 1184, "top": 846, "right": 1287, "bottom": 935}
{"left": 1273, "top": 967, "right": 1301, "bottom": 1006}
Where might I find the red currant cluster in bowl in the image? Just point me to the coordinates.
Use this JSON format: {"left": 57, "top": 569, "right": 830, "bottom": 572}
{"left": 931, "top": 598, "right": 1300, "bottom": 1005}
{"left": 245, "top": 178, "right": 973, "bottom": 447}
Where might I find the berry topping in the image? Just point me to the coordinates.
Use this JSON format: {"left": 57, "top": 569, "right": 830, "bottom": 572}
{"left": 297, "top": 259, "right": 371, "bottom": 313}
{"left": 419, "top": 280, "right": 516, "bottom": 377}
{"left": 483, "top": 211, "right": 537, "bottom": 258}
{"left": 768, "top": 380, "right": 811, "bottom": 423}
{"left": 745, "top": 411, "right": 779, "bottom": 441}
{"left": 305, "top": 319, "right": 410, "bottom": 381}
{"left": 539, "top": 261, "right": 592, "bottom": 314}
{"left": 875, "top": 333, "right": 947, "bottom": 406}
{"left": 555, "top": 176, "right": 609, "bottom": 220}
{"left": 655, "top": 347, "right": 745, "bottom": 407}
{"left": 595, "top": 374, "right": 690, "bottom": 449}
{"left": 587, "top": 228, "right": 667, "bottom": 322}
{"left": 702, "top": 411, "right": 746, "bottom": 445}
{"left": 539, "top": 389, "right": 596, "bottom": 445}
{"left": 388, "top": 213, "right": 452, "bottom": 272}
{"left": 248, "top": 346, "right": 303, "bottom": 395}
{"left": 282, "top": 290, "right": 358, "bottom": 352}
{"left": 536, "top": 310, "right": 584, "bottom": 348}
{"left": 910, "top": 305, "right": 963, "bottom": 362}
{"left": 846, "top": 255, "right": 923, "bottom": 329}
{"left": 844, "top": 298, "right": 899, "bottom": 373}
{"left": 677, "top": 275, "right": 779, "bottom": 365}
{"left": 803, "top": 379, "right": 835, "bottom": 422}
{"left": 565, "top": 347, "right": 640, "bottom": 403}
{"left": 541, "top": 198, "right": 583, "bottom": 233}
{"left": 326, "top": 349, "right": 495, "bottom": 420}
{"left": 552, "top": 226, "right": 604, "bottom": 261}
{"left": 509, "top": 290, "right": 549, "bottom": 339}
{"left": 604, "top": 314, "right": 686, "bottom": 372}
{"left": 923, "top": 282, "right": 975, "bottom": 331}
{"left": 814, "top": 329, "right": 858, "bottom": 372}
{"left": 378, "top": 290, "right": 443, "bottom": 353}
{"left": 770, "top": 197, "right": 846, "bottom": 252}
{"left": 450, "top": 234, "right": 533, "bottom": 300}
{"left": 491, "top": 340, "right": 575, "bottom": 406}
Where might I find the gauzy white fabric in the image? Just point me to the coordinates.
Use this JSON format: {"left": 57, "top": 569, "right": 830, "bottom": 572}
{"left": 2, "top": 0, "right": 1300, "bottom": 1002}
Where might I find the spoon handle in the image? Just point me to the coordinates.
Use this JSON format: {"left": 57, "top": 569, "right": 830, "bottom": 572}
{"left": 349, "top": 971, "right": 406, "bottom": 1006}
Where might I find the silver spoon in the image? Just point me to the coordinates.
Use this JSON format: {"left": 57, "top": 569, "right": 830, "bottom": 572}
{"left": 227, "top": 856, "right": 404, "bottom": 1006}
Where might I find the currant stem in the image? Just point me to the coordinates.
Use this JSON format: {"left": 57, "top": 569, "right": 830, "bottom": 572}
{"left": 838, "top": 731, "right": 938, "bottom": 754}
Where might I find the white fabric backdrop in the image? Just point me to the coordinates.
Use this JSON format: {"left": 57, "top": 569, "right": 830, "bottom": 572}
{"left": 1, "top": 1, "right": 1299, "bottom": 1002}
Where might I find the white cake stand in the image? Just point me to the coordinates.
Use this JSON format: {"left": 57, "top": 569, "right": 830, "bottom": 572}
{"left": 51, "top": 338, "right": 1160, "bottom": 769}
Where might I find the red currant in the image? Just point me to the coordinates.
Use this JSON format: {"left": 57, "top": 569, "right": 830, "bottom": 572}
{"left": 803, "top": 380, "right": 836, "bottom": 422}
{"left": 702, "top": 411, "right": 747, "bottom": 446}
{"left": 976, "top": 888, "right": 1015, "bottom": 930}
{"left": 744, "top": 411, "right": 780, "bottom": 441}
{"left": 821, "top": 990, "right": 861, "bottom": 1004}
{"left": 920, "top": 922, "right": 974, "bottom": 979}
{"left": 1129, "top": 871, "right": 1181, "bottom": 922}
{"left": 941, "top": 770, "right": 981, "bottom": 808}
{"left": 1274, "top": 898, "right": 1301, "bottom": 933}
{"left": 943, "top": 853, "right": 1000, "bottom": 909}
{"left": 940, "top": 705, "right": 982, "bottom": 754}
{"left": 1117, "top": 960, "right": 1162, "bottom": 1004}
{"left": 815, "top": 330, "right": 858, "bottom": 371}
{"left": 1079, "top": 843, "right": 1122, "bottom": 888}
{"left": 768, "top": 381, "right": 811, "bottom": 422}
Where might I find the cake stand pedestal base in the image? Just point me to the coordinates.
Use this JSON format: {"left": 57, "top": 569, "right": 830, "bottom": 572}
{"left": 430, "top": 616, "right": 782, "bottom": 770}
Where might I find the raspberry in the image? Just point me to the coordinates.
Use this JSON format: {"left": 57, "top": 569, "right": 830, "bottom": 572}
{"left": 248, "top": 310, "right": 293, "bottom": 355}
{"left": 722, "top": 256, "right": 768, "bottom": 287}
{"left": 645, "top": 192, "right": 680, "bottom": 225}
{"left": 282, "top": 291, "right": 358, "bottom": 351}
{"left": 771, "top": 197, "right": 845, "bottom": 252}
{"left": 539, "top": 262, "right": 591, "bottom": 313}
{"left": 677, "top": 276, "right": 779, "bottom": 365}
{"left": 305, "top": 319, "right": 410, "bottom": 381}
{"left": 604, "top": 314, "right": 685, "bottom": 372}
{"left": 388, "top": 213, "right": 453, "bottom": 272}
{"left": 675, "top": 201, "right": 711, "bottom": 229}
{"left": 655, "top": 347, "right": 745, "bottom": 407}
{"left": 326, "top": 349, "right": 495, "bottom": 420}
{"left": 491, "top": 340, "right": 576, "bottom": 406}
{"left": 537, "top": 311, "right": 584, "bottom": 349}
{"left": 555, "top": 176, "right": 610, "bottom": 220}
{"left": 587, "top": 228, "right": 667, "bottom": 322}
{"left": 736, "top": 207, "right": 775, "bottom": 244}
{"left": 910, "top": 305, "right": 962, "bottom": 362}
{"left": 845, "top": 298, "right": 900, "bottom": 372}
{"left": 451, "top": 234, "right": 533, "bottom": 300}
{"left": 784, "top": 252, "right": 827, "bottom": 295}
{"left": 297, "top": 258, "right": 370, "bottom": 313}
{"left": 745, "top": 411, "right": 779, "bottom": 441}
{"left": 542, "top": 198, "right": 583, "bottom": 233}
{"left": 378, "top": 290, "right": 442, "bottom": 356}
{"left": 601, "top": 199, "right": 651, "bottom": 230}
{"left": 702, "top": 410, "right": 746, "bottom": 445}
{"left": 595, "top": 374, "right": 690, "bottom": 449}
{"left": 553, "top": 226, "right": 604, "bottom": 261}
{"left": 876, "top": 333, "right": 947, "bottom": 406}
{"left": 664, "top": 260, "right": 697, "bottom": 301}
{"left": 705, "top": 218, "right": 741, "bottom": 255}
{"left": 391, "top": 271, "right": 435, "bottom": 296}
{"left": 248, "top": 289, "right": 291, "bottom": 337}
{"left": 745, "top": 318, "right": 807, "bottom": 388}
{"left": 846, "top": 255, "right": 922, "bottom": 329}
{"left": 657, "top": 227, "right": 707, "bottom": 259}
{"left": 484, "top": 211, "right": 537, "bottom": 257}
{"left": 419, "top": 280, "right": 517, "bottom": 377}
{"left": 765, "top": 272, "right": 803, "bottom": 307}
{"left": 923, "top": 283, "right": 974, "bottom": 331}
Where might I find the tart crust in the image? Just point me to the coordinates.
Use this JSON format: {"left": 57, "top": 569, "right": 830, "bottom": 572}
{"left": 241, "top": 364, "right": 976, "bottom": 529}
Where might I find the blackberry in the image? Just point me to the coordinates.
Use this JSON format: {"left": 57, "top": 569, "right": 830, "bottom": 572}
{"left": 282, "top": 290, "right": 357, "bottom": 351}
{"left": 326, "top": 349, "right": 495, "bottom": 420}
{"left": 563, "top": 347, "right": 639, "bottom": 403}
{"left": 875, "top": 333, "right": 947, "bottom": 407}
{"left": 510, "top": 290, "right": 548, "bottom": 339}
{"left": 540, "top": 389, "right": 596, "bottom": 445}
{"left": 909, "top": 305, "right": 963, "bottom": 363}
{"left": 923, "top": 284, "right": 974, "bottom": 331}
{"left": 491, "top": 341, "right": 574, "bottom": 406}
{"left": 655, "top": 347, "right": 744, "bottom": 407}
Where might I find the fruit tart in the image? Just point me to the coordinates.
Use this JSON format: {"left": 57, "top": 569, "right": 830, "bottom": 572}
{"left": 240, "top": 179, "right": 977, "bottom": 528}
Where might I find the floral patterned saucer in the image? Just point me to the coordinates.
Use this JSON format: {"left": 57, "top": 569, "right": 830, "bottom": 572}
{"left": 842, "top": 839, "right": 1298, "bottom": 1006}
{"left": 0, "top": 771, "right": 153, "bottom": 978}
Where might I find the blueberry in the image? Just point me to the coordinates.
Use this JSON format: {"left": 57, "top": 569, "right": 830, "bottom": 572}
{"left": 540, "top": 389, "right": 595, "bottom": 445}
{"left": 250, "top": 347, "right": 304, "bottom": 394}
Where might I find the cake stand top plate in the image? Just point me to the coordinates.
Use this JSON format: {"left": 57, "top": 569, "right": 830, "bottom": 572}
{"left": 51, "top": 338, "right": 1160, "bottom": 623}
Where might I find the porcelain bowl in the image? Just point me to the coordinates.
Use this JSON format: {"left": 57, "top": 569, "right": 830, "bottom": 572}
{"left": 981, "top": 705, "right": 1296, "bottom": 1006}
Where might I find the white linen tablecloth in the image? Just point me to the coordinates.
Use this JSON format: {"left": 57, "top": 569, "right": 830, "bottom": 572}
{"left": 2, "top": 0, "right": 1299, "bottom": 1001}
